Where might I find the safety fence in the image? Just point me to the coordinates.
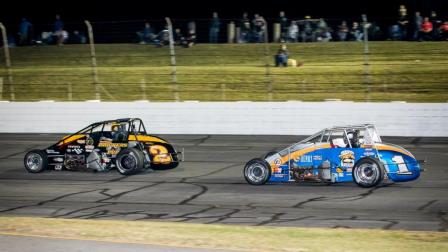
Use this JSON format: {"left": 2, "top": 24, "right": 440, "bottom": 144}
{"left": 0, "top": 17, "right": 447, "bottom": 102}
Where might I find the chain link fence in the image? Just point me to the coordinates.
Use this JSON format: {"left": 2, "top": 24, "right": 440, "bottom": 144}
{"left": 0, "top": 17, "right": 447, "bottom": 102}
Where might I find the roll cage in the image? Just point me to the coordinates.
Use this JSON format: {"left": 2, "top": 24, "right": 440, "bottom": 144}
{"left": 53, "top": 118, "right": 148, "bottom": 148}
{"left": 298, "top": 124, "right": 382, "bottom": 147}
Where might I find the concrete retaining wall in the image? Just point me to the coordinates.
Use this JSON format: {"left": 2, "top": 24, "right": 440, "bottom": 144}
{"left": 0, "top": 101, "right": 447, "bottom": 136}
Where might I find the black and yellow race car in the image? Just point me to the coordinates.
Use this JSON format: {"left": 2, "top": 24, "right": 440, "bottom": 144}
{"left": 24, "top": 118, "right": 182, "bottom": 175}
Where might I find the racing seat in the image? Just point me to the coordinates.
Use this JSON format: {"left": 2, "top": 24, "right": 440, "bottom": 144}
{"left": 332, "top": 138, "right": 347, "bottom": 148}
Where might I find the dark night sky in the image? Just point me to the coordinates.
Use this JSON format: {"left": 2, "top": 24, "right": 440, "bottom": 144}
{"left": 1, "top": 0, "right": 446, "bottom": 24}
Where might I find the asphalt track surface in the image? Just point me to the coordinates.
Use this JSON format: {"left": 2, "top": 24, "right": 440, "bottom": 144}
{"left": 0, "top": 134, "right": 447, "bottom": 231}
{"left": 0, "top": 235, "right": 231, "bottom": 252}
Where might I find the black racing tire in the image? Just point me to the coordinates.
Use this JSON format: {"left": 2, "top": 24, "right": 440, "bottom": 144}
{"left": 244, "top": 158, "right": 271, "bottom": 185}
{"left": 352, "top": 157, "right": 384, "bottom": 188}
{"left": 116, "top": 148, "right": 144, "bottom": 175}
{"left": 24, "top": 149, "right": 48, "bottom": 173}
{"left": 263, "top": 151, "right": 277, "bottom": 159}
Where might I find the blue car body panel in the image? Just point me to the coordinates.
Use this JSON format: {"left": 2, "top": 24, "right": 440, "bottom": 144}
{"left": 265, "top": 142, "right": 421, "bottom": 184}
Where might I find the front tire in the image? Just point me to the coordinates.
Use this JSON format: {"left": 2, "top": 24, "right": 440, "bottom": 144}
{"left": 244, "top": 158, "right": 271, "bottom": 185}
{"left": 353, "top": 157, "right": 384, "bottom": 188}
{"left": 263, "top": 151, "right": 277, "bottom": 159}
{"left": 116, "top": 148, "right": 144, "bottom": 175}
{"left": 24, "top": 150, "right": 48, "bottom": 173}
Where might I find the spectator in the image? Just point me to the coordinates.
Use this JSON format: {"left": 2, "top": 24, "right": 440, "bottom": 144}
{"left": 300, "top": 16, "right": 315, "bottom": 42}
{"left": 430, "top": 11, "right": 442, "bottom": 40}
{"left": 278, "top": 11, "right": 288, "bottom": 42}
{"left": 54, "top": 14, "right": 64, "bottom": 33}
{"left": 71, "top": 30, "right": 87, "bottom": 44}
{"left": 397, "top": 5, "right": 409, "bottom": 40}
{"left": 368, "top": 22, "right": 383, "bottom": 40}
{"left": 239, "top": 12, "right": 251, "bottom": 43}
{"left": 53, "top": 15, "right": 67, "bottom": 45}
{"left": 420, "top": 17, "right": 433, "bottom": 41}
{"left": 275, "top": 44, "right": 288, "bottom": 67}
{"left": 349, "top": 22, "right": 363, "bottom": 41}
{"left": 338, "top": 21, "right": 349, "bottom": 41}
{"left": 209, "top": 12, "right": 220, "bottom": 43}
{"left": 412, "top": 12, "right": 423, "bottom": 41}
{"left": 157, "top": 26, "right": 170, "bottom": 46}
{"left": 287, "top": 21, "right": 299, "bottom": 42}
{"left": 253, "top": 14, "right": 266, "bottom": 43}
{"left": 174, "top": 28, "right": 185, "bottom": 46}
{"left": 137, "top": 22, "right": 156, "bottom": 44}
{"left": 316, "top": 18, "right": 332, "bottom": 42}
{"left": 439, "top": 21, "right": 448, "bottom": 40}
{"left": 389, "top": 24, "right": 402, "bottom": 40}
{"left": 186, "top": 21, "right": 196, "bottom": 47}
{"left": 18, "top": 18, "right": 32, "bottom": 45}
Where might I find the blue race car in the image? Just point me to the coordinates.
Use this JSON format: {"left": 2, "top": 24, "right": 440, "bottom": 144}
{"left": 244, "top": 124, "right": 423, "bottom": 188}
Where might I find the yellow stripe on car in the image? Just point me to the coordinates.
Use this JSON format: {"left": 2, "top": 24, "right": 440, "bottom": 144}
{"left": 57, "top": 134, "right": 85, "bottom": 146}
{"left": 375, "top": 144, "right": 414, "bottom": 158}
{"left": 128, "top": 135, "right": 167, "bottom": 143}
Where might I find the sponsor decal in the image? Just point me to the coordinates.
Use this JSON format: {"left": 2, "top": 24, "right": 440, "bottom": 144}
{"left": 46, "top": 149, "right": 60, "bottom": 154}
{"left": 339, "top": 150, "right": 355, "bottom": 168}
{"left": 274, "top": 166, "right": 282, "bottom": 173}
{"left": 363, "top": 151, "right": 375, "bottom": 156}
{"left": 77, "top": 139, "right": 86, "bottom": 144}
{"left": 98, "top": 141, "right": 128, "bottom": 148}
{"left": 67, "top": 145, "right": 83, "bottom": 154}
{"left": 106, "top": 146, "right": 121, "bottom": 156}
{"left": 85, "top": 145, "right": 94, "bottom": 152}
{"left": 274, "top": 158, "right": 282, "bottom": 166}
{"left": 299, "top": 155, "right": 313, "bottom": 163}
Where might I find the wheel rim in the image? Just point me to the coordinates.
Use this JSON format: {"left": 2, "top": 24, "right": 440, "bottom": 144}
{"left": 26, "top": 153, "right": 42, "bottom": 171}
{"left": 246, "top": 163, "right": 266, "bottom": 183}
{"left": 120, "top": 153, "right": 137, "bottom": 170}
{"left": 355, "top": 162, "right": 379, "bottom": 184}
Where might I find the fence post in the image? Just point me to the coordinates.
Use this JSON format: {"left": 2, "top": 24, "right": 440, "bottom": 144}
{"left": 0, "top": 23, "right": 14, "bottom": 101}
{"left": 263, "top": 18, "right": 272, "bottom": 101}
{"left": 165, "top": 17, "right": 179, "bottom": 102}
{"left": 140, "top": 78, "right": 147, "bottom": 100}
{"left": 85, "top": 20, "right": 100, "bottom": 101}
{"left": 273, "top": 23, "right": 281, "bottom": 42}
{"left": 227, "top": 22, "right": 235, "bottom": 43}
{"left": 362, "top": 14, "right": 371, "bottom": 102}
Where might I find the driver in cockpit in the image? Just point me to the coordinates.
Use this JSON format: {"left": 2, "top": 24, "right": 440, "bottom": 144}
{"left": 347, "top": 130, "right": 361, "bottom": 148}
{"left": 111, "top": 123, "right": 127, "bottom": 142}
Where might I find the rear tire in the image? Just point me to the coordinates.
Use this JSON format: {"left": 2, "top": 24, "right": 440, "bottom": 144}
{"left": 353, "top": 157, "right": 384, "bottom": 188}
{"left": 116, "top": 148, "right": 144, "bottom": 175}
{"left": 244, "top": 158, "right": 271, "bottom": 185}
{"left": 24, "top": 150, "right": 48, "bottom": 173}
